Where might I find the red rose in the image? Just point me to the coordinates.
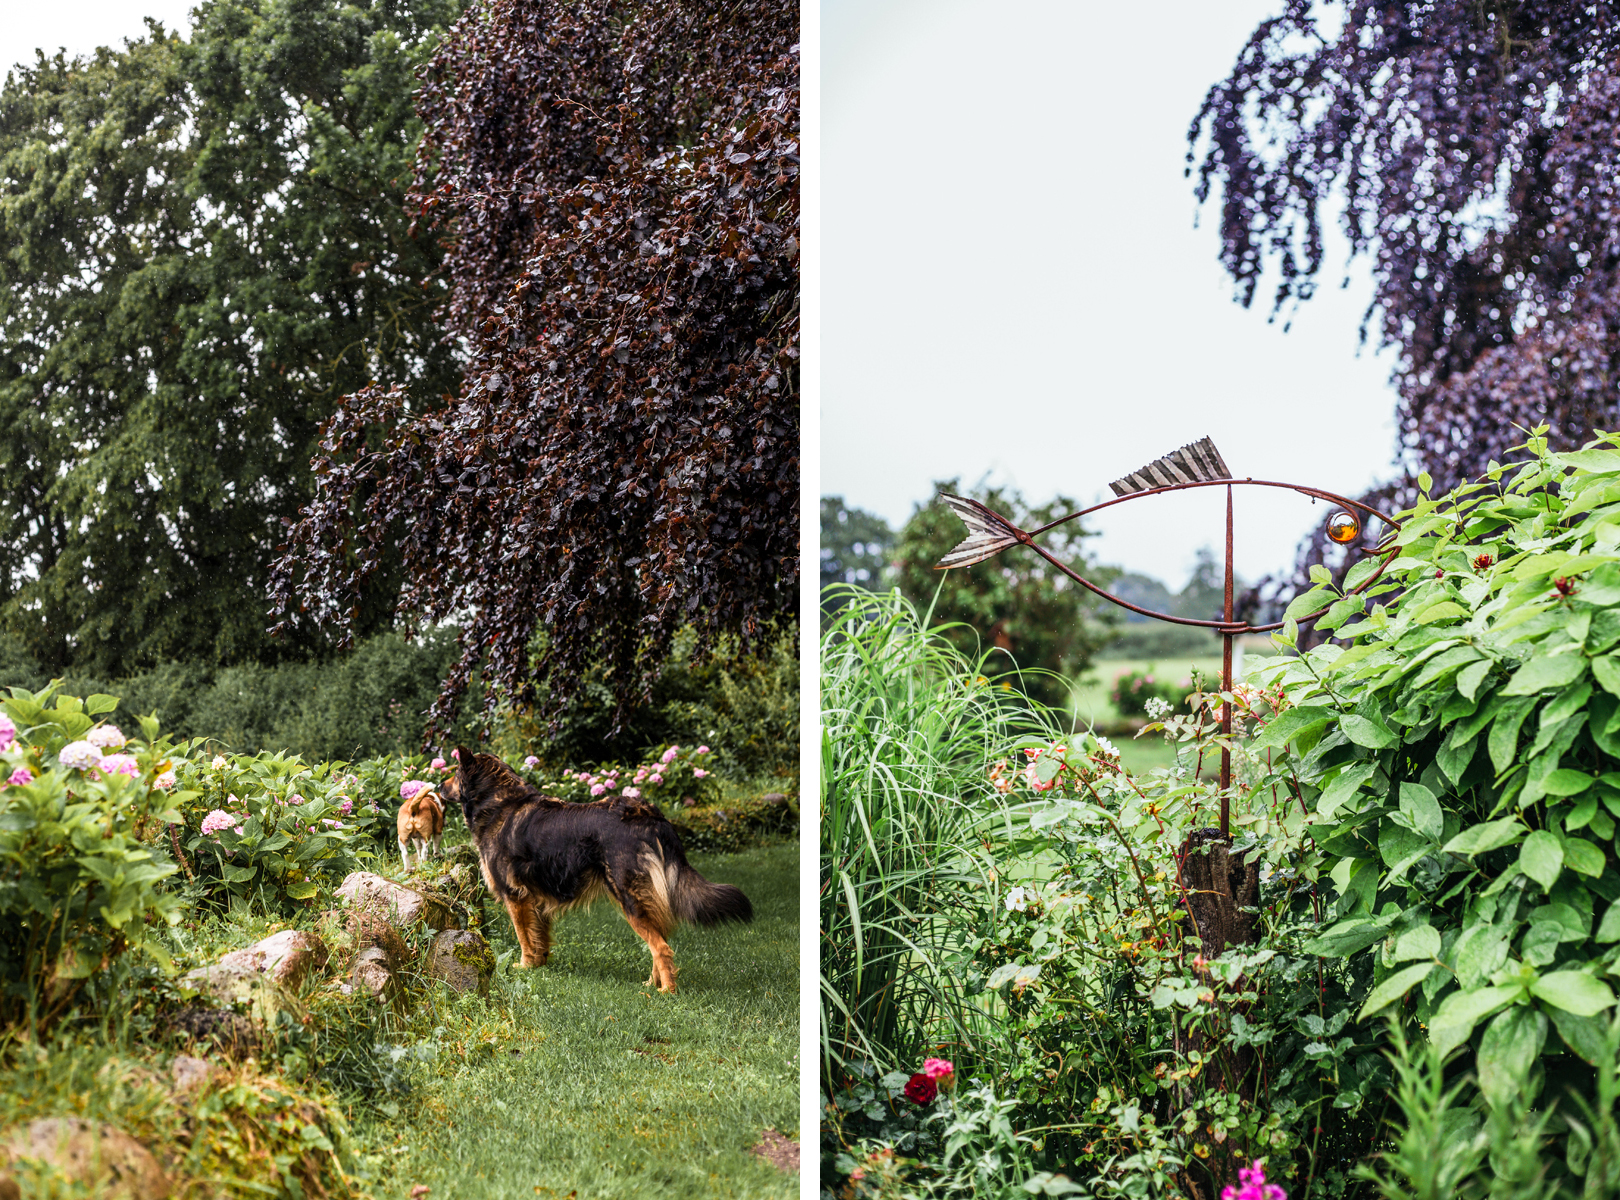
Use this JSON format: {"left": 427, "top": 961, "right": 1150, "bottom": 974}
{"left": 903, "top": 1073, "right": 937, "bottom": 1105}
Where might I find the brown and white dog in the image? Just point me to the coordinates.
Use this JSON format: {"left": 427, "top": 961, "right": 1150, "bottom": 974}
{"left": 397, "top": 785, "right": 445, "bottom": 872}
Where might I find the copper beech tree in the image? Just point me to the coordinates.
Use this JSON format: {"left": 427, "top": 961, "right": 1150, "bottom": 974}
{"left": 270, "top": 0, "right": 800, "bottom": 735}
{"left": 1193, "top": 2, "right": 1620, "bottom": 607}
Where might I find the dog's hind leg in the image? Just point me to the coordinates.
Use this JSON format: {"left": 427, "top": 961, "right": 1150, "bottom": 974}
{"left": 505, "top": 896, "right": 552, "bottom": 968}
{"left": 399, "top": 840, "right": 412, "bottom": 873}
{"left": 624, "top": 913, "right": 678, "bottom": 994}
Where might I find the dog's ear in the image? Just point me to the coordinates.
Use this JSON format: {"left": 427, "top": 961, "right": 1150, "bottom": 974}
{"left": 454, "top": 747, "right": 475, "bottom": 776}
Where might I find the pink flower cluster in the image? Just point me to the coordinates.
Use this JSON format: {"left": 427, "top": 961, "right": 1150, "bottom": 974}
{"left": 400, "top": 780, "right": 432, "bottom": 800}
{"left": 523, "top": 755, "right": 539, "bottom": 769}
{"left": 922, "top": 1058, "right": 954, "bottom": 1080}
{"left": 1221, "top": 1162, "right": 1285, "bottom": 1200}
{"left": 95, "top": 754, "right": 140, "bottom": 779}
{"left": 200, "top": 809, "right": 241, "bottom": 836}
{"left": 5, "top": 766, "right": 32, "bottom": 788}
{"left": 0, "top": 713, "right": 14, "bottom": 753}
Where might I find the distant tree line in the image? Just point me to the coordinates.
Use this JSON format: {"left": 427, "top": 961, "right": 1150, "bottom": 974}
{"left": 821, "top": 488, "right": 1237, "bottom": 707}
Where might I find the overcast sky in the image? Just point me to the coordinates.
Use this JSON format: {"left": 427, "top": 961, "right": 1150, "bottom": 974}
{"left": 821, "top": 0, "right": 1400, "bottom": 590}
{"left": 2, "top": 1, "right": 193, "bottom": 78}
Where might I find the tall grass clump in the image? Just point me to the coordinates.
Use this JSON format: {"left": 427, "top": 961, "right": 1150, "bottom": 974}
{"left": 820, "top": 586, "right": 1049, "bottom": 1085}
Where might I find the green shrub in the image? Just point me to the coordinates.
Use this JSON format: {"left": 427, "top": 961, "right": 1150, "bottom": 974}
{"left": 1247, "top": 429, "right": 1620, "bottom": 1192}
{"left": 170, "top": 749, "right": 403, "bottom": 912}
{"left": 1107, "top": 664, "right": 1187, "bottom": 718}
{"left": 0, "top": 685, "right": 186, "bottom": 1034}
{"left": 496, "top": 625, "right": 799, "bottom": 782}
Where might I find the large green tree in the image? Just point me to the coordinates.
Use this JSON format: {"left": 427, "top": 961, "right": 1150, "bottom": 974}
{"left": 0, "top": 0, "right": 462, "bottom": 675}
{"left": 894, "top": 483, "right": 1116, "bottom": 710}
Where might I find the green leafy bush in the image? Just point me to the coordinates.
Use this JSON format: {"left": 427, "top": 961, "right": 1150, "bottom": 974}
{"left": 1247, "top": 430, "right": 1620, "bottom": 1191}
{"left": 1108, "top": 664, "right": 1187, "bottom": 718}
{"left": 0, "top": 685, "right": 186, "bottom": 1033}
{"left": 170, "top": 750, "right": 401, "bottom": 911}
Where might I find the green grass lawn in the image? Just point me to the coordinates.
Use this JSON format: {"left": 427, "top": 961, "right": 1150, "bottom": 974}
{"left": 387, "top": 841, "right": 798, "bottom": 1200}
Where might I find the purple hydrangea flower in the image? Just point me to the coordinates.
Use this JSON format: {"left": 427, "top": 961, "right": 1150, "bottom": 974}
{"left": 5, "top": 766, "right": 33, "bottom": 788}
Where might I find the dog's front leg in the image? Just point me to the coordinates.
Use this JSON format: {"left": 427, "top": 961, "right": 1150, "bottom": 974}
{"left": 505, "top": 895, "right": 551, "bottom": 968}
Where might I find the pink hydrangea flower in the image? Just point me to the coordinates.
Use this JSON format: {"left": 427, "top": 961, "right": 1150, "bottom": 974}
{"left": 400, "top": 780, "right": 430, "bottom": 800}
{"left": 288, "top": 793, "right": 305, "bottom": 806}
{"left": 154, "top": 769, "right": 177, "bottom": 790}
{"left": 1221, "top": 1161, "right": 1286, "bottom": 1200}
{"left": 661, "top": 746, "right": 679, "bottom": 764}
{"left": 431, "top": 757, "right": 447, "bottom": 770}
{"left": 97, "top": 754, "right": 140, "bottom": 778}
{"left": 693, "top": 768, "right": 709, "bottom": 778}
{"left": 58, "top": 741, "right": 100, "bottom": 770}
{"left": 590, "top": 784, "right": 606, "bottom": 796}
{"left": 5, "top": 766, "right": 32, "bottom": 787}
{"left": 0, "top": 714, "right": 14, "bottom": 753}
{"left": 649, "top": 773, "right": 663, "bottom": 785}
{"left": 696, "top": 745, "right": 710, "bottom": 755}
{"left": 338, "top": 797, "right": 354, "bottom": 816}
{"left": 523, "top": 755, "right": 539, "bottom": 769}
{"left": 200, "top": 809, "right": 235, "bottom": 836}
{"left": 922, "top": 1058, "right": 954, "bottom": 1080}
{"left": 634, "top": 770, "right": 647, "bottom": 783}
{"left": 622, "top": 786, "right": 641, "bottom": 799}
{"left": 87, "top": 725, "right": 125, "bottom": 749}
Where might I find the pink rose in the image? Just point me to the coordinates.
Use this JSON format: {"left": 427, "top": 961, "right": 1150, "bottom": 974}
{"left": 590, "top": 784, "right": 606, "bottom": 796}
{"left": 649, "top": 773, "right": 663, "bottom": 785}
{"left": 661, "top": 746, "right": 679, "bottom": 764}
{"left": 431, "top": 757, "right": 447, "bottom": 770}
{"left": 922, "top": 1058, "right": 954, "bottom": 1080}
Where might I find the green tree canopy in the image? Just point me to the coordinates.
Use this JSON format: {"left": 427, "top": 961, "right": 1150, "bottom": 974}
{"left": 894, "top": 482, "right": 1116, "bottom": 710}
{"left": 0, "top": 0, "right": 462, "bottom": 676}
{"left": 820, "top": 496, "right": 895, "bottom": 604}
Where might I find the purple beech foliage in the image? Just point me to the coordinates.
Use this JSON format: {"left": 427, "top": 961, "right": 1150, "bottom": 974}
{"left": 271, "top": 0, "right": 801, "bottom": 737}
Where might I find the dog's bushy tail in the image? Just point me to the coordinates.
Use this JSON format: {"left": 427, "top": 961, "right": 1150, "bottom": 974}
{"left": 671, "top": 865, "right": 753, "bottom": 926}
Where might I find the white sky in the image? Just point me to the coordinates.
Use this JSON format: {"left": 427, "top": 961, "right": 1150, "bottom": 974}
{"left": 821, "top": 0, "right": 1400, "bottom": 590}
{"left": 1, "top": 1, "right": 194, "bottom": 78}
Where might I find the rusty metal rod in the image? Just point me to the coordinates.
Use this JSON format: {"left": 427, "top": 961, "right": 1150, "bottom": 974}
{"left": 1220, "top": 483, "right": 1234, "bottom": 835}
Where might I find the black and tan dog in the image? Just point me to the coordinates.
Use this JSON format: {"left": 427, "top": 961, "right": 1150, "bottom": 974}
{"left": 442, "top": 748, "right": 752, "bottom": 993}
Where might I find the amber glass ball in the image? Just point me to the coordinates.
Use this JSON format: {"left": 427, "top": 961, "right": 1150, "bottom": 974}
{"left": 1326, "top": 510, "right": 1361, "bottom": 544}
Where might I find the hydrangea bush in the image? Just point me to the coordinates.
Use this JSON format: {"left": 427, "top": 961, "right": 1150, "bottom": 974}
{"left": 170, "top": 749, "right": 412, "bottom": 910}
{"left": 0, "top": 685, "right": 190, "bottom": 1032}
